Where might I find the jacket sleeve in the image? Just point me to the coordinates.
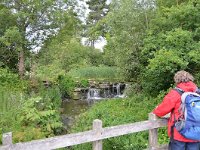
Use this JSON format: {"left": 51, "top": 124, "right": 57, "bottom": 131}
{"left": 153, "top": 90, "right": 178, "bottom": 117}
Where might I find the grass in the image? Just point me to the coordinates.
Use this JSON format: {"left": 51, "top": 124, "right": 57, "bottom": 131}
{"left": 0, "top": 88, "right": 26, "bottom": 144}
{"left": 67, "top": 66, "right": 123, "bottom": 81}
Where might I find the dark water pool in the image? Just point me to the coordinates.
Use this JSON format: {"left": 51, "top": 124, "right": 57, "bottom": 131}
{"left": 61, "top": 99, "right": 90, "bottom": 131}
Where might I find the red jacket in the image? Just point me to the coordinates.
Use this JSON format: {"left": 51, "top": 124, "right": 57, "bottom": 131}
{"left": 153, "top": 81, "right": 198, "bottom": 142}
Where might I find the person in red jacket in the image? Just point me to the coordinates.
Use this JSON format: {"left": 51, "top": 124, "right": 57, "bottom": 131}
{"left": 153, "top": 70, "right": 200, "bottom": 150}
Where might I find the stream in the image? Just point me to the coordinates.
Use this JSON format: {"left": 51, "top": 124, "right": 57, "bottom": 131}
{"left": 60, "top": 82, "right": 128, "bottom": 132}
{"left": 61, "top": 99, "right": 90, "bottom": 132}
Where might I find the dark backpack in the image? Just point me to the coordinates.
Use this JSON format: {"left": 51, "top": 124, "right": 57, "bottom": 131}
{"left": 174, "top": 87, "right": 200, "bottom": 140}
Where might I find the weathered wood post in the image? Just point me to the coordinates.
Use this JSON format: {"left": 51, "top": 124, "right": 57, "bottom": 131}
{"left": 93, "top": 119, "right": 103, "bottom": 150}
{"left": 2, "top": 132, "right": 12, "bottom": 146}
{"left": 148, "top": 113, "right": 158, "bottom": 150}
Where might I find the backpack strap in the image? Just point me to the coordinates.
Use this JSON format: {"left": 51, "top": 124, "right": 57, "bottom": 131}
{"left": 170, "top": 87, "right": 185, "bottom": 142}
{"left": 174, "top": 87, "right": 185, "bottom": 115}
{"left": 195, "top": 87, "right": 200, "bottom": 94}
{"left": 174, "top": 87, "right": 185, "bottom": 95}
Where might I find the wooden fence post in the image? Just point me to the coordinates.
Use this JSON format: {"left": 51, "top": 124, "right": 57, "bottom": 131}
{"left": 148, "top": 113, "right": 158, "bottom": 150}
{"left": 2, "top": 132, "right": 12, "bottom": 146}
{"left": 93, "top": 119, "right": 102, "bottom": 150}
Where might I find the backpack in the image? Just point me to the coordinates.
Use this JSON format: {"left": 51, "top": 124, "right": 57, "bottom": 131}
{"left": 174, "top": 87, "right": 200, "bottom": 140}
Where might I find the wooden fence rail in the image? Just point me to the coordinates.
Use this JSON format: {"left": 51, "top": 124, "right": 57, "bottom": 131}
{"left": 0, "top": 113, "right": 168, "bottom": 150}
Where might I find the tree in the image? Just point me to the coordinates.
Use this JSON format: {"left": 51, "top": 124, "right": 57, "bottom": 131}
{"left": 102, "top": 0, "right": 155, "bottom": 81}
{"left": 156, "top": 0, "right": 189, "bottom": 8}
{"left": 36, "top": 13, "right": 103, "bottom": 81}
{"left": 141, "top": 0, "right": 200, "bottom": 95}
{"left": 0, "top": 6, "right": 18, "bottom": 70}
{"left": 85, "top": 0, "right": 109, "bottom": 47}
{"left": 0, "top": 0, "right": 73, "bottom": 77}
{"left": 0, "top": 27, "right": 23, "bottom": 71}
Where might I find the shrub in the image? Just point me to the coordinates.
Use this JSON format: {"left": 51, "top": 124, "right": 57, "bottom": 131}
{"left": 57, "top": 75, "right": 76, "bottom": 98}
{"left": 0, "top": 68, "right": 27, "bottom": 91}
{"left": 20, "top": 96, "right": 63, "bottom": 137}
{"left": 35, "top": 64, "right": 65, "bottom": 82}
{"left": 142, "top": 50, "right": 188, "bottom": 96}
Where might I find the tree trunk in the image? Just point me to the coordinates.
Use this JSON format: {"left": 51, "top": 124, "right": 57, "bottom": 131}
{"left": 176, "top": 0, "right": 179, "bottom": 6}
{"left": 144, "top": 11, "right": 149, "bottom": 30}
{"left": 18, "top": 49, "right": 25, "bottom": 78}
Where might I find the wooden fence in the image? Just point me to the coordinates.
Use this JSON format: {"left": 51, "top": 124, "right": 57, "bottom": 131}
{"left": 0, "top": 113, "right": 168, "bottom": 150}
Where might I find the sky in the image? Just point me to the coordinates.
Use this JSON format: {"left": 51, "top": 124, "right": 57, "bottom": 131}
{"left": 81, "top": 36, "right": 107, "bottom": 51}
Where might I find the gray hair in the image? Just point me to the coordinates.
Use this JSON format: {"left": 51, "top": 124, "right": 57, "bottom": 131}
{"left": 174, "top": 70, "right": 194, "bottom": 84}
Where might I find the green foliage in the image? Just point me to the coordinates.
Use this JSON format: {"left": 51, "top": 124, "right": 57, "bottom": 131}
{"left": 0, "top": 87, "right": 27, "bottom": 144}
{"left": 0, "top": 89, "right": 25, "bottom": 130}
{"left": 0, "top": 69, "right": 27, "bottom": 142}
{"left": 13, "top": 127, "right": 46, "bottom": 143}
{"left": 156, "top": 0, "right": 189, "bottom": 8}
{"left": 20, "top": 96, "right": 63, "bottom": 138}
{"left": 85, "top": 0, "right": 109, "bottom": 44}
{"left": 0, "top": 0, "right": 78, "bottom": 76}
{"left": 0, "top": 27, "right": 23, "bottom": 47}
{"left": 0, "top": 6, "right": 16, "bottom": 36}
{"left": 142, "top": 28, "right": 197, "bottom": 61}
{"left": 67, "top": 66, "right": 121, "bottom": 81}
{"left": 141, "top": 1, "right": 200, "bottom": 96}
{"left": 36, "top": 85, "right": 62, "bottom": 109}
{"left": 103, "top": 0, "right": 154, "bottom": 81}
{"left": 79, "top": 79, "right": 89, "bottom": 88}
{"left": 35, "top": 64, "right": 66, "bottom": 82}
{"left": 37, "top": 37, "right": 103, "bottom": 82}
{"left": 70, "top": 94, "right": 168, "bottom": 149}
{"left": 0, "top": 70, "right": 63, "bottom": 143}
{"left": 0, "top": 7, "right": 18, "bottom": 70}
{"left": 57, "top": 75, "right": 76, "bottom": 98}
{"left": 0, "top": 68, "right": 27, "bottom": 91}
{"left": 142, "top": 49, "right": 188, "bottom": 95}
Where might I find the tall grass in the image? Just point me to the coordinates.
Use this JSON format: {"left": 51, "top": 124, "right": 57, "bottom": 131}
{"left": 0, "top": 88, "right": 26, "bottom": 143}
{"left": 67, "top": 66, "right": 123, "bottom": 81}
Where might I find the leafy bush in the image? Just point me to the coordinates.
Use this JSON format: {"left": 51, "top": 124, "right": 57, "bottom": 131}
{"left": 19, "top": 96, "right": 63, "bottom": 138}
{"left": 0, "top": 68, "right": 27, "bottom": 91}
{"left": 140, "top": 2, "right": 200, "bottom": 96}
{"left": 70, "top": 93, "right": 168, "bottom": 149}
{"left": 0, "top": 79, "right": 63, "bottom": 143}
{"left": 13, "top": 127, "right": 46, "bottom": 143}
{"left": 35, "top": 64, "right": 65, "bottom": 82}
{"left": 57, "top": 75, "right": 76, "bottom": 98}
{"left": 79, "top": 79, "right": 89, "bottom": 88}
{"left": 35, "top": 85, "right": 62, "bottom": 109}
{"left": 142, "top": 49, "right": 188, "bottom": 96}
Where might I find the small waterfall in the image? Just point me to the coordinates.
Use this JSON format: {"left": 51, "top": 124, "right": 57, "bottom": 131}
{"left": 103, "top": 89, "right": 111, "bottom": 98}
{"left": 114, "top": 83, "right": 125, "bottom": 98}
{"left": 116, "top": 83, "right": 121, "bottom": 96}
{"left": 87, "top": 88, "right": 102, "bottom": 100}
{"left": 85, "top": 83, "right": 127, "bottom": 101}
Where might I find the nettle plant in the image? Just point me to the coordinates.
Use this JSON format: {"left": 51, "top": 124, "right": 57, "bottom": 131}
{"left": 20, "top": 97, "right": 63, "bottom": 137}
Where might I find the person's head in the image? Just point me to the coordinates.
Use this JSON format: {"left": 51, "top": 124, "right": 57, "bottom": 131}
{"left": 174, "top": 70, "right": 194, "bottom": 84}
